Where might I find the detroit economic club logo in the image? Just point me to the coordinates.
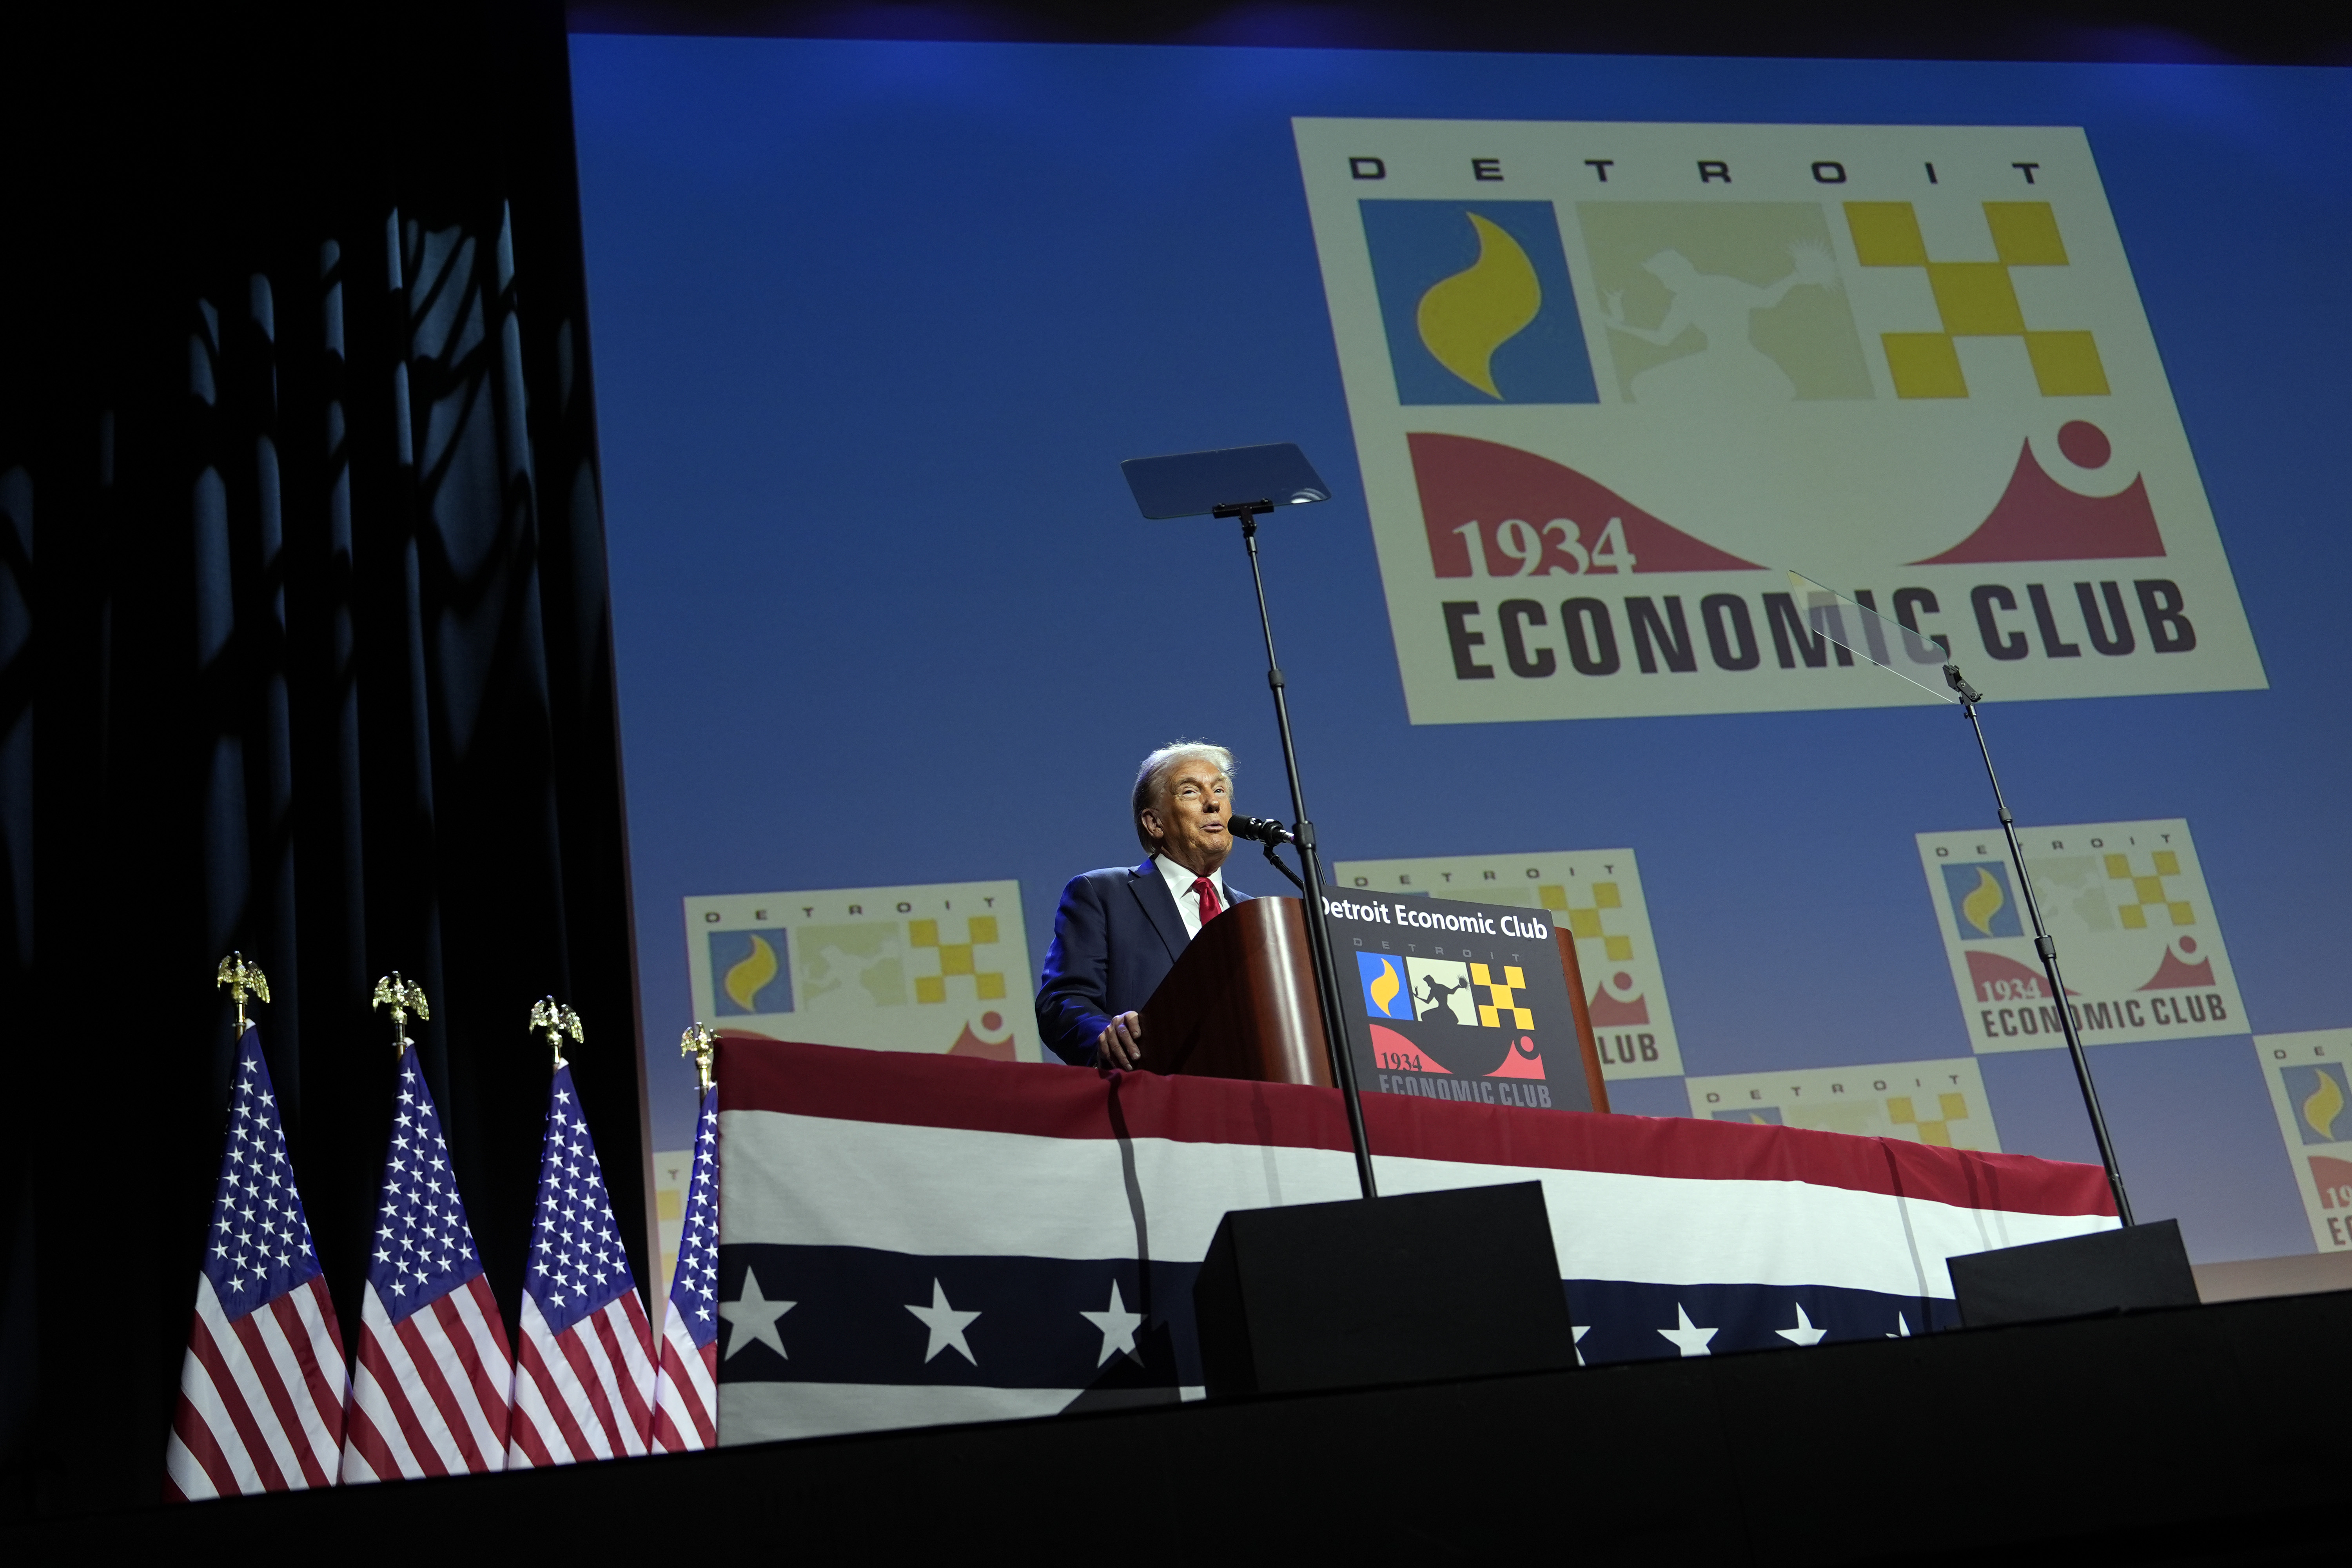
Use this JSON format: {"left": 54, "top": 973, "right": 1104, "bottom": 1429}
{"left": 1296, "top": 118, "right": 2263, "bottom": 724}
{"left": 1915, "top": 819, "right": 2243, "bottom": 1053}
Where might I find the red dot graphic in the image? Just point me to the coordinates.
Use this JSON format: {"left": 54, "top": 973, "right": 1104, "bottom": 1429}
{"left": 1613, "top": 972, "right": 1634, "bottom": 990}
{"left": 2058, "top": 421, "right": 2111, "bottom": 469}
{"left": 982, "top": 1011, "right": 1003, "bottom": 1031}
{"left": 2178, "top": 938, "right": 2197, "bottom": 956}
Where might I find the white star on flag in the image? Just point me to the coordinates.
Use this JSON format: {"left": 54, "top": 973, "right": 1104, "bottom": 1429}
{"left": 1657, "top": 1304, "right": 1717, "bottom": 1357}
{"left": 720, "top": 1267, "right": 795, "bottom": 1361}
{"left": 1887, "top": 1313, "right": 1913, "bottom": 1338}
{"left": 1572, "top": 1325, "right": 1590, "bottom": 1366}
{"left": 1078, "top": 1281, "right": 1143, "bottom": 1366}
{"left": 906, "top": 1279, "right": 981, "bottom": 1365}
{"left": 1776, "top": 1303, "right": 1827, "bottom": 1346}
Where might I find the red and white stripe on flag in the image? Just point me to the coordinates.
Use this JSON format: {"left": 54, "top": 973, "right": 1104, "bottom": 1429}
{"left": 506, "top": 1292, "right": 655, "bottom": 1465}
{"left": 164, "top": 1274, "right": 347, "bottom": 1499}
{"left": 652, "top": 1311, "right": 718, "bottom": 1452}
{"left": 341, "top": 1274, "right": 513, "bottom": 1481}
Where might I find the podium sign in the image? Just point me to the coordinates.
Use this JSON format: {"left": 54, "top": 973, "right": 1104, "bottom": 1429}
{"left": 1323, "top": 891, "right": 1593, "bottom": 1113}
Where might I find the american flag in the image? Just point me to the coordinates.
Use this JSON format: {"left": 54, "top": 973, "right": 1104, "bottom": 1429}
{"left": 164, "top": 1031, "right": 349, "bottom": 1499}
{"left": 652, "top": 1085, "right": 721, "bottom": 1451}
{"left": 505, "top": 1065, "right": 655, "bottom": 1465}
{"left": 340, "top": 1053, "right": 514, "bottom": 1481}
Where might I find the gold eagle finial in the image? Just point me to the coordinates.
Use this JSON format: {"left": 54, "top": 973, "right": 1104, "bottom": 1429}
{"left": 214, "top": 952, "right": 270, "bottom": 1035}
{"left": 681, "top": 1022, "right": 719, "bottom": 1094}
{"left": 372, "top": 973, "right": 431, "bottom": 1056}
{"left": 530, "top": 997, "right": 584, "bottom": 1070}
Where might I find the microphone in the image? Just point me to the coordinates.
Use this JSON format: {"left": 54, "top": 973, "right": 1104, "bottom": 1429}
{"left": 1229, "top": 815, "right": 1295, "bottom": 844}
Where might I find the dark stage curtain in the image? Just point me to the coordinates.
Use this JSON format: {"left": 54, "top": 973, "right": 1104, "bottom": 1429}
{"left": 0, "top": 1, "right": 643, "bottom": 1514}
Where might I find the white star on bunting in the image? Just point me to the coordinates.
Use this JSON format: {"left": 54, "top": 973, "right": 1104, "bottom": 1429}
{"left": 719, "top": 1268, "right": 796, "bottom": 1360}
{"left": 1657, "top": 1303, "right": 1717, "bottom": 1357}
{"left": 1079, "top": 1281, "right": 1144, "bottom": 1366}
{"left": 906, "top": 1279, "right": 981, "bottom": 1365}
{"left": 1776, "top": 1303, "right": 1827, "bottom": 1346}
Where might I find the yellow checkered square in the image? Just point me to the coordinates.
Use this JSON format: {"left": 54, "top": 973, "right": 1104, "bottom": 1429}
{"left": 1927, "top": 263, "right": 2025, "bottom": 336}
{"left": 1985, "top": 201, "right": 2068, "bottom": 265}
{"left": 1846, "top": 201, "right": 1929, "bottom": 265}
{"left": 1470, "top": 963, "right": 1534, "bottom": 1030}
{"left": 1883, "top": 333, "right": 1967, "bottom": 398}
{"left": 2024, "top": 331, "right": 2108, "bottom": 396}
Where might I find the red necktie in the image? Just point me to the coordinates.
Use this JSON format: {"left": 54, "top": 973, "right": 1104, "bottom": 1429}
{"left": 1192, "top": 877, "right": 1223, "bottom": 925}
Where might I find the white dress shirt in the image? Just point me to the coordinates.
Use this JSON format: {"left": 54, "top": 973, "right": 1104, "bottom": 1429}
{"left": 1153, "top": 854, "right": 1230, "bottom": 941}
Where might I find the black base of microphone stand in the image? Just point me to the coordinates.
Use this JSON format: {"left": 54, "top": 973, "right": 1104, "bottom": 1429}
{"left": 1219, "top": 499, "right": 1376, "bottom": 1199}
{"left": 1945, "top": 662, "right": 2134, "bottom": 1227}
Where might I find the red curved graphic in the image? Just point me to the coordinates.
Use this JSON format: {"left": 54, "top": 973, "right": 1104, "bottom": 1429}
{"left": 1911, "top": 438, "right": 2163, "bottom": 565}
{"left": 1370, "top": 1022, "right": 1451, "bottom": 1074}
{"left": 1588, "top": 985, "right": 1651, "bottom": 1027}
{"left": 1408, "top": 432, "right": 1764, "bottom": 575}
{"left": 2136, "top": 947, "right": 2216, "bottom": 992}
{"left": 1964, "top": 949, "right": 2080, "bottom": 1000}
{"left": 1490, "top": 1036, "right": 1546, "bottom": 1080}
{"left": 948, "top": 1022, "right": 1018, "bottom": 1059}
{"left": 2311, "top": 1155, "right": 2352, "bottom": 1207}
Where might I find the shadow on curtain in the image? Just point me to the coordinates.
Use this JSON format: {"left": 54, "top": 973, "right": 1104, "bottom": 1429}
{"left": 0, "top": 0, "right": 642, "bottom": 1515}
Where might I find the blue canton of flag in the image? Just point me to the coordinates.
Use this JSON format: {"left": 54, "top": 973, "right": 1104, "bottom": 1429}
{"left": 671, "top": 1091, "right": 722, "bottom": 1350}
{"left": 528, "top": 1067, "right": 637, "bottom": 1330}
{"left": 165, "top": 1033, "right": 348, "bottom": 1498}
{"left": 208, "top": 1045, "right": 326, "bottom": 1304}
{"left": 371, "top": 1062, "right": 483, "bottom": 1310}
{"left": 652, "top": 1085, "right": 722, "bottom": 1452}
{"left": 505, "top": 1065, "right": 654, "bottom": 1466}
{"left": 341, "top": 1055, "right": 514, "bottom": 1481}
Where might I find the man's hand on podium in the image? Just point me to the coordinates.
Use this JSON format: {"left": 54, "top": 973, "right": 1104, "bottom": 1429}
{"left": 1096, "top": 1011, "right": 1144, "bottom": 1071}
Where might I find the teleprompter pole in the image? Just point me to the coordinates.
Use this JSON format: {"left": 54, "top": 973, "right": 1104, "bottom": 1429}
{"left": 1222, "top": 500, "right": 1377, "bottom": 1200}
{"left": 1946, "top": 662, "right": 2135, "bottom": 1226}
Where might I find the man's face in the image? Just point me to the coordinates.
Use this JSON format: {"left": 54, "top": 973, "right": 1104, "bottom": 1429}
{"left": 1142, "top": 759, "right": 1232, "bottom": 876}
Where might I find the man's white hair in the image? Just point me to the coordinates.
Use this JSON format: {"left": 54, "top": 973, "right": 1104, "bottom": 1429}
{"left": 1131, "top": 741, "right": 1235, "bottom": 853}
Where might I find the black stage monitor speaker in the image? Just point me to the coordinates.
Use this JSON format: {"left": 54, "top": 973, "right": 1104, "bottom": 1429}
{"left": 1192, "top": 1181, "right": 1576, "bottom": 1397}
{"left": 1950, "top": 1217, "right": 2200, "bottom": 1328}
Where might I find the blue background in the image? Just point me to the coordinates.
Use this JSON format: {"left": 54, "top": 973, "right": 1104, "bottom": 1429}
{"left": 569, "top": 36, "right": 2352, "bottom": 1263}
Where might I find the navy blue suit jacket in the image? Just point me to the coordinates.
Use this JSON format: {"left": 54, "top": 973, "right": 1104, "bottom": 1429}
{"left": 1035, "top": 860, "right": 1253, "bottom": 1066}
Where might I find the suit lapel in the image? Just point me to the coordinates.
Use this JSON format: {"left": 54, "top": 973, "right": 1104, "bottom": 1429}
{"left": 1129, "top": 860, "right": 1191, "bottom": 962}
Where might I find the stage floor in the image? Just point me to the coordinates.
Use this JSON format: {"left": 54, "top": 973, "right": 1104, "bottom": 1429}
{"left": 9, "top": 1288, "right": 2341, "bottom": 1562}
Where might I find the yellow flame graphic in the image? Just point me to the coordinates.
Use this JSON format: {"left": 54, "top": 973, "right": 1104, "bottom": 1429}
{"left": 2303, "top": 1069, "right": 2344, "bottom": 1143}
{"left": 724, "top": 933, "right": 779, "bottom": 1013}
{"left": 1416, "top": 213, "right": 1541, "bottom": 399}
{"left": 1369, "top": 959, "right": 1401, "bottom": 1016}
{"left": 1961, "top": 867, "right": 2007, "bottom": 936}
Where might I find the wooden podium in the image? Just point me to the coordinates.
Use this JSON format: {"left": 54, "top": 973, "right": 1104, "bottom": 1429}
{"left": 1139, "top": 896, "right": 1333, "bottom": 1087}
{"left": 1137, "top": 894, "right": 1612, "bottom": 1110}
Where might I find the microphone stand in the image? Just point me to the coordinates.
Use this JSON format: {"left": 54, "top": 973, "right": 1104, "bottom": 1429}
{"left": 1218, "top": 499, "right": 1377, "bottom": 1200}
{"left": 1945, "top": 661, "right": 2135, "bottom": 1226}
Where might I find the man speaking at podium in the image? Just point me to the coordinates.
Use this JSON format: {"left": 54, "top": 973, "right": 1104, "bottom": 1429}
{"left": 1036, "top": 742, "right": 1254, "bottom": 1068}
